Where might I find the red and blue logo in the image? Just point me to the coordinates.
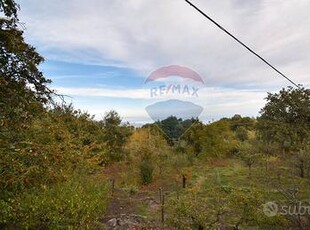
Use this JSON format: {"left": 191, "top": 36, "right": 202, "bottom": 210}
{"left": 144, "top": 65, "right": 205, "bottom": 139}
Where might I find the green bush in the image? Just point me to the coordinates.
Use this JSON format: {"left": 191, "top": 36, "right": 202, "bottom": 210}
{"left": 167, "top": 186, "right": 287, "bottom": 230}
{"left": 140, "top": 158, "right": 154, "bottom": 185}
{"left": 123, "top": 185, "right": 139, "bottom": 196}
{"left": 2, "top": 176, "right": 109, "bottom": 229}
{"left": 167, "top": 195, "right": 207, "bottom": 229}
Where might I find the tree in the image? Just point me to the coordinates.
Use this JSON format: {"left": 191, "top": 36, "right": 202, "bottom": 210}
{"left": 0, "top": 0, "right": 19, "bottom": 19}
{"left": 294, "top": 147, "right": 310, "bottom": 178}
{"left": 235, "top": 126, "right": 249, "bottom": 142}
{"left": 181, "top": 121, "right": 204, "bottom": 156}
{"left": 1, "top": 0, "right": 54, "bottom": 192}
{"left": 101, "top": 110, "right": 131, "bottom": 162}
{"left": 0, "top": 2, "right": 111, "bottom": 228}
{"left": 200, "top": 120, "right": 237, "bottom": 157}
{"left": 154, "top": 116, "right": 200, "bottom": 145}
{"left": 125, "top": 126, "right": 171, "bottom": 183}
{"left": 0, "top": 0, "right": 52, "bottom": 135}
{"left": 257, "top": 87, "right": 310, "bottom": 178}
{"left": 139, "top": 146, "right": 154, "bottom": 185}
{"left": 156, "top": 116, "right": 184, "bottom": 140}
{"left": 257, "top": 87, "right": 310, "bottom": 154}
{"left": 237, "top": 142, "right": 260, "bottom": 177}
{"left": 230, "top": 115, "right": 255, "bottom": 131}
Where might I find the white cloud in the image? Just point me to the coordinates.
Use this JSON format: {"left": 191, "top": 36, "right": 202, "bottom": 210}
{"left": 17, "top": 0, "right": 310, "bottom": 122}
{"left": 19, "top": 0, "right": 310, "bottom": 88}
{"left": 55, "top": 85, "right": 269, "bottom": 123}
{"left": 55, "top": 87, "right": 149, "bottom": 99}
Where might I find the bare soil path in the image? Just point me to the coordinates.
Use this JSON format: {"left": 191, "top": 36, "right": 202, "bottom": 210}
{"left": 99, "top": 164, "right": 176, "bottom": 230}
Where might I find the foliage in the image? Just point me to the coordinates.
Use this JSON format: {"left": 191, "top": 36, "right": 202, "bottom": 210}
{"left": 257, "top": 87, "right": 310, "bottom": 153}
{"left": 237, "top": 141, "right": 261, "bottom": 177}
{"left": 0, "top": 0, "right": 19, "bottom": 19}
{"left": 154, "top": 116, "right": 199, "bottom": 140}
{"left": 229, "top": 114, "right": 255, "bottom": 131}
{"left": 293, "top": 146, "right": 310, "bottom": 178}
{"left": 167, "top": 184, "right": 286, "bottom": 229}
{"left": 126, "top": 127, "right": 170, "bottom": 183}
{"left": 1, "top": 175, "right": 109, "bottom": 229}
{"left": 0, "top": 104, "right": 103, "bottom": 197}
{"left": 126, "top": 126, "right": 169, "bottom": 155}
{"left": 1, "top": 0, "right": 58, "bottom": 200}
{"left": 235, "top": 126, "right": 249, "bottom": 141}
{"left": 200, "top": 120, "right": 238, "bottom": 157}
{"left": 0, "top": 103, "right": 110, "bottom": 228}
{"left": 130, "top": 136, "right": 157, "bottom": 184}
{"left": 100, "top": 110, "right": 132, "bottom": 162}
{"left": 0, "top": 1, "right": 52, "bottom": 135}
{"left": 123, "top": 184, "right": 139, "bottom": 196}
{"left": 0, "top": 2, "right": 112, "bottom": 228}
{"left": 167, "top": 195, "right": 207, "bottom": 229}
{"left": 139, "top": 155, "right": 154, "bottom": 185}
{"left": 181, "top": 121, "right": 204, "bottom": 156}
{"left": 1, "top": 3, "right": 309, "bottom": 228}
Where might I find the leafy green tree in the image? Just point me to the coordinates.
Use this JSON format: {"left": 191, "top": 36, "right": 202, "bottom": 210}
{"left": 237, "top": 142, "right": 260, "bottom": 177}
{"left": 0, "top": 0, "right": 19, "bottom": 19}
{"left": 0, "top": 0, "right": 54, "bottom": 195}
{"left": 257, "top": 87, "right": 310, "bottom": 153}
{"left": 0, "top": 102, "right": 109, "bottom": 227}
{"left": 126, "top": 126, "right": 171, "bottom": 182}
{"left": 139, "top": 147, "right": 154, "bottom": 185}
{"left": 155, "top": 116, "right": 183, "bottom": 140}
{"left": 181, "top": 121, "right": 204, "bottom": 156}
{"left": 257, "top": 87, "right": 310, "bottom": 178}
{"left": 235, "top": 126, "right": 249, "bottom": 142}
{"left": 0, "top": 0, "right": 52, "bottom": 137}
{"left": 230, "top": 114, "right": 255, "bottom": 131}
{"left": 101, "top": 110, "right": 131, "bottom": 162}
{"left": 294, "top": 147, "right": 310, "bottom": 178}
{"left": 200, "top": 120, "right": 237, "bottom": 157}
{"left": 154, "top": 116, "right": 199, "bottom": 141}
{"left": 0, "top": 2, "right": 111, "bottom": 227}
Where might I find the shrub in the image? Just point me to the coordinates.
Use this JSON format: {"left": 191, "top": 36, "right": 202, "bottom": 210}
{"left": 167, "top": 186, "right": 286, "bottom": 230}
{"left": 123, "top": 185, "right": 139, "bottom": 196}
{"left": 2, "top": 176, "right": 109, "bottom": 229}
{"left": 140, "top": 157, "right": 154, "bottom": 185}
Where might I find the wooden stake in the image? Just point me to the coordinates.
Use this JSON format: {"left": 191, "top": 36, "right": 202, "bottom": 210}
{"left": 161, "top": 194, "right": 165, "bottom": 224}
{"left": 182, "top": 175, "right": 186, "bottom": 188}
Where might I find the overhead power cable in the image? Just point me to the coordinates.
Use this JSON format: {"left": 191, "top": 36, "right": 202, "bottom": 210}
{"left": 185, "top": 0, "right": 300, "bottom": 88}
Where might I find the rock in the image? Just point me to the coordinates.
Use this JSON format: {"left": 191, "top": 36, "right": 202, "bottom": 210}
{"left": 107, "top": 218, "right": 117, "bottom": 228}
{"left": 104, "top": 214, "right": 149, "bottom": 229}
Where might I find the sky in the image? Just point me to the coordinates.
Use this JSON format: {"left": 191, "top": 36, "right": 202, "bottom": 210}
{"left": 18, "top": 0, "right": 310, "bottom": 124}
